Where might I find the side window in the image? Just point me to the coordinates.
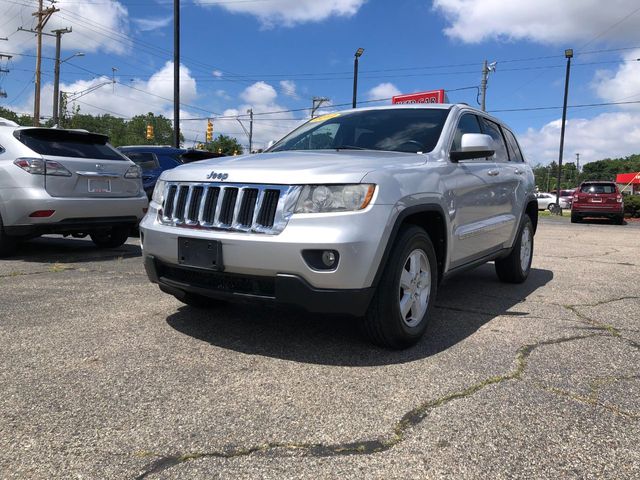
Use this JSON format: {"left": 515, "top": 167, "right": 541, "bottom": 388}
{"left": 451, "top": 113, "right": 483, "bottom": 151}
{"left": 503, "top": 128, "right": 525, "bottom": 162}
{"left": 479, "top": 117, "right": 508, "bottom": 162}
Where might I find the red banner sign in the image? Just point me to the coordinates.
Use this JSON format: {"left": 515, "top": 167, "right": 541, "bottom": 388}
{"left": 392, "top": 89, "right": 447, "bottom": 104}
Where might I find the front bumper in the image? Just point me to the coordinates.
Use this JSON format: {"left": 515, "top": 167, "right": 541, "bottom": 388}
{"left": 145, "top": 255, "right": 375, "bottom": 316}
{"left": 139, "top": 203, "right": 393, "bottom": 290}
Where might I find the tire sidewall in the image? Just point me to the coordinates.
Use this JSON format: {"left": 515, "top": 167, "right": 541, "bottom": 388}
{"left": 381, "top": 227, "right": 438, "bottom": 342}
{"left": 515, "top": 216, "right": 534, "bottom": 278}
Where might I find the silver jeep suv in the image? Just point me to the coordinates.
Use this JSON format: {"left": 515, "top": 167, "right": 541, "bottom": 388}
{"left": 140, "top": 104, "right": 537, "bottom": 348}
{"left": 0, "top": 119, "right": 148, "bottom": 255}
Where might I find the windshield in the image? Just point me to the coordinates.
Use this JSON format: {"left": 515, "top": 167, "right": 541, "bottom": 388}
{"left": 269, "top": 108, "right": 450, "bottom": 154}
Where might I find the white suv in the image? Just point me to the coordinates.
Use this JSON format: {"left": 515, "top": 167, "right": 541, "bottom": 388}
{"left": 140, "top": 105, "right": 537, "bottom": 348}
{"left": 0, "top": 119, "right": 148, "bottom": 256}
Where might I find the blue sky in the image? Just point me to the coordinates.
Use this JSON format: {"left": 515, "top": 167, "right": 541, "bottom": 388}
{"left": 1, "top": 0, "right": 639, "bottom": 164}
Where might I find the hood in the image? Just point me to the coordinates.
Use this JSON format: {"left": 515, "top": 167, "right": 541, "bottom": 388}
{"left": 160, "top": 150, "right": 425, "bottom": 185}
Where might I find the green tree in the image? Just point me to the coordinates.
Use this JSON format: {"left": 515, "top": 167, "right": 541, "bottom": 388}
{"left": 0, "top": 106, "right": 34, "bottom": 126}
{"left": 204, "top": 134, "right": 244, "bottom": 155}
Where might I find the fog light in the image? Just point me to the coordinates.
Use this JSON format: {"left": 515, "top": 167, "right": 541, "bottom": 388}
{"left": 322, "top": 250, "right": 336, "bottom": 267}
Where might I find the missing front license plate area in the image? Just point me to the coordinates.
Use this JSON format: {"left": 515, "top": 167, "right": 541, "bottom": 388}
{"left": 178, "top": 237, "right": 224, "bottom": 270}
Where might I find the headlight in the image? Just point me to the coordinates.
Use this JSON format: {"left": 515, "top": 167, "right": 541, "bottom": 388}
{"left": 151, "top": 180, "right": 166, "bottom": 205}
{"left": 294, "top": 184, "right": 375, "bottom": 213}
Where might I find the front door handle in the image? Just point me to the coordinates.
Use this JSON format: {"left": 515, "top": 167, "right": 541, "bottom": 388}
{"left": 514, "top": 168, "right": 524, "bottom": 175}
{"left": 487, "top": 169, "right": 500, "bottom": 176}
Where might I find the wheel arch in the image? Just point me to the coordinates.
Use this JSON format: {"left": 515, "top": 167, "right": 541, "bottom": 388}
{"left": 372, "top": 204, "right": 447, "bottom": 287}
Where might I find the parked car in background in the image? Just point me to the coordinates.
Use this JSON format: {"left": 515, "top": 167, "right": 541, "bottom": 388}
{"left": 118, "top": 146, "right": 224, "bottom": 198}
{"left": 571, "top": 181, "right": 624, "bottom": 224}
{"left": 0, "top": 119, "right": 148, "bottom": 256}
{"left": 559, "top": 189, "right": 575, "bottom": 208}
{"left": 534, "top": 192, "right": 558, "bottom": 210}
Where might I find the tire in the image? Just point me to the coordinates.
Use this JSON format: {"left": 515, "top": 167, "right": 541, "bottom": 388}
{"left": 90, "top": 226, "right": 131, "bottom": 248}
{"left": 0, "top": 214, "right": 16, "bottom": 258}
{"left": 361, "top": 226, "right": 438, "bottom": 349}
{"left": 614, "top": 215, "right": 624, "bottom": 225}
{"left": 547, "top": 203, "right": 557, "bottom": 212}
{"left": 495, "top": 215, "right": 534, "bottom": 284}
{"left": 570, "top": 212, "right": 581, "bottom": 223}
{"left": 175, "top": 292, "right": 222, "bottom": 309}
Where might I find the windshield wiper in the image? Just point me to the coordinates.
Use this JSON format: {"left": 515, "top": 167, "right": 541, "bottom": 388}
{"left": 334, "top": 145, "right": 367, "bottom": 150}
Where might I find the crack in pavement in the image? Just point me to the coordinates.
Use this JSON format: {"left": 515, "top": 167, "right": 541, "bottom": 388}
{"left": 134, "top": 333, "right": 603, "bottom": 479}
{"left": 533, "top": 375, "right": 640, "bottom": 420}
{"left": 134, "top": 295, "right": 640, "bottom": 478}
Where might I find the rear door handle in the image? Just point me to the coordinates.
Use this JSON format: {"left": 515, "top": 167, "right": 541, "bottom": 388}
{"left": 487, "top": 169, "right": 500, "bottom": 176}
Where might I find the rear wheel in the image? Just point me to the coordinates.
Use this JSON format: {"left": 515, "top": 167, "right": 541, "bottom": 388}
{"left": 362, "top": 226, "right": 438, "bottom": 349}
{"left": 90, "top": 226, "right": 131, "bottom": 248}
{"left": 614, "top": 215, "right": 624, "bottom": 225}
{"left": 495, "top": 216, "right": 533, "bottom": 284}
{"left": 570, "top": 212, "right": 581, "bottom": 223}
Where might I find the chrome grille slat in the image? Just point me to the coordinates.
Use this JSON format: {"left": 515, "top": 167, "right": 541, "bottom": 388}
{"left": 159, "top": 182, "right": 297, "bottom": 235}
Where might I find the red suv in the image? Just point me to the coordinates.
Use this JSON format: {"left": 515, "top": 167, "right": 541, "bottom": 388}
{"left": 571, "top": 181, "right": 624, "bottom": 225}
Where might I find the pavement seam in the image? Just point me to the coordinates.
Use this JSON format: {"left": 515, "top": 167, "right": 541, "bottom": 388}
{"left": 133, "top": 332, "right": 602, "bottom": 479}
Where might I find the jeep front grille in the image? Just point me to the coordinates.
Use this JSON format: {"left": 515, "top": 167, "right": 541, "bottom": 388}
{"left": 159, "top": 182, "right": 299, "bottom": 234}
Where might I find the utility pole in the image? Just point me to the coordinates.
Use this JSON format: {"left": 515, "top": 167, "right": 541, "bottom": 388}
{"left": 32, "top": 0, "right": 59, "bottom": 126}
{"left": 555, "top": 49, "right": 573, "bottom": 210}
{"left": 311, "top": 97, "right": 329, "bottom": 118}
{"left": 173, "top": 0, "right": 180, "bottom": 147}
{"left": 248, "top": 108, "right": 253, "bottom": 153}
{"left": 0, "top": 54, "right": 11, "bottom": 98}
{"left": 480, "top": 60, "right": 497, "bottom": 111}
{"left": 52, "top": 27, "right": 71, "bottom": 125}
{"left": 575, "top": 152, "right": 580, "bottom": 184}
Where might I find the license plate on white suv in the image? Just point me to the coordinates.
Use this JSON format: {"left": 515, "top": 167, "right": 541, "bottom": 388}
{"left": 88, "top": 178, "right": 111, "bottom": 193}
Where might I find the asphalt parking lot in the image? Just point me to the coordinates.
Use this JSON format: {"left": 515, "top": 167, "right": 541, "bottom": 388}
{"left": 1, "top": 219, "right": 639, "bottom": 479}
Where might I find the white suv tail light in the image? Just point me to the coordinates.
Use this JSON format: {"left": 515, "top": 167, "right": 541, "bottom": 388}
{"left": 14, "top": 157, "right": 45, "bottom": 174}
{"left": 13, "top": 158, "right": 72, "bottom": 176}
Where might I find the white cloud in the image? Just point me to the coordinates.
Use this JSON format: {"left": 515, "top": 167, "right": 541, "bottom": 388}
{"left": 212, "top": 70, "right": 223, "bottom": 78}
{"left": 433, "top": 0, "right": 640, "bottom": 44}
{"left": 195, "top": 0, "right": 366, "bottom": 27}
{"left": 19, "top": 61, "right": 198, "bottom": 121}
{"left": 132, "top": 16, "right": 172, "bottom": 32}
{"left": 518, "top": 112, "right": 640, "bottom": 166}
{"left": 367, "top": 82, "right": 401, "bottom": 101}
{"left": 592, "top": 49, "right": 640, "bottom": 107}
{"left": 279, "top": 80, "right": 298, "bottom": 99}
{"left": 240, "top": 81, "right": 278, "bottom": 105}
{"left": 0, "top": 0, "right": 130, "bottom": 55}
{"left": 212, "top": 81, "right": 305, "bottom": 151}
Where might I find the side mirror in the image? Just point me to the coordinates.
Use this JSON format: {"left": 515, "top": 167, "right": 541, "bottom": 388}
{"left": 450, "top": 133, "right": 495, "bottom": 162}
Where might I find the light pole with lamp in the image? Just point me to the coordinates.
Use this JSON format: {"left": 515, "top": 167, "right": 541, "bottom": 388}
{"left": 555, "top": 48, "right": 573, "bottom": 213}
{"left": 352, "top": 47, "right": 364, "bottom": 109}
{"left": 53, "top": 50, "right": 84, "bottom": 125}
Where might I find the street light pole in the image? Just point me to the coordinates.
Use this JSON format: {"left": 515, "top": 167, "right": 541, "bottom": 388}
{"left": 555, "top": 48, "right": 573, "bottom": 211}
{"left": 352, "top": 47, "right": 364, "bottom": 109}
{"left": 173, "top": 0, "right": 180, "bottom": 148}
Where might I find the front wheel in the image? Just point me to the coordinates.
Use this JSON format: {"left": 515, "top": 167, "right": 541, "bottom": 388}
{"left": 495, "top": 216, "right": 534, "bottom": 284}
{"left": 90, "top": 226, "right": 131, "bottom": 248}
{"left": 362, "top": 226, "right": 438, "bottom": 349}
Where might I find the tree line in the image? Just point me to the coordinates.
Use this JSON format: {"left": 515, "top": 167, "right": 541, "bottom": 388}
{"left": 532, "top": 155, "right": 640, "bottom": 192}
{"left": 0, "top": 106, "right": 243, "bottom": 155}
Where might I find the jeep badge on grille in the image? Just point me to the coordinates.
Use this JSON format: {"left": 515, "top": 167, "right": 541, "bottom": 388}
{"left": 207, "top": 171, "right": 229, "bottom": 181}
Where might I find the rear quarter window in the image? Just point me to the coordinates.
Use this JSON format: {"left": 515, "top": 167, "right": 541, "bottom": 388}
{"left": 122, "top": 152, "right": 160, "bottom": 171}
